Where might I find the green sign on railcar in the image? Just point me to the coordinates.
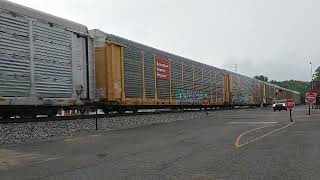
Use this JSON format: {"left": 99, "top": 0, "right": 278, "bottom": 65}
{"left": 175, "top": 89, "right": 207, "bottom": 105}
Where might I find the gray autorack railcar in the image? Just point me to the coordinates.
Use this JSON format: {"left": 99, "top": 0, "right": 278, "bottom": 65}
{"left": 90, "top": 29, "right": 301, "bottom": 113}
{"left": 0, "top": 1, "right": 301, "bottom": 118}
{"left": 0, "top": 0, "right": 95, "bottom": 118}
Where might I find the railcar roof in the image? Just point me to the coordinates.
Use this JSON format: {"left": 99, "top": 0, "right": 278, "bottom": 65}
{"left": 90, "top": 29, "right": 300, "bottom": 95}
{"left": 0, "top": 0, "right": 88, "bottom": 33}
{"left": 90, "top": 29, "right": 223, "bottom": 71}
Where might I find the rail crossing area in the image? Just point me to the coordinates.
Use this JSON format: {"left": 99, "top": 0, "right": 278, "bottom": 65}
{"left": 0, "top": 1, "right": 315, "bottom": 180}
{"left": 1, "top": 105, "right": 320, "bottom": 180}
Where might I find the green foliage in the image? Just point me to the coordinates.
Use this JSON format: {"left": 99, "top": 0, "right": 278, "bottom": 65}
{"left": 269, "top": 80, "right": 310, "bottom": 96}
{"left": 254, "top": 75, "right": 268, "bottom": 82}
{"left": 314, "top": 66, "right": 320, "bottom": 80}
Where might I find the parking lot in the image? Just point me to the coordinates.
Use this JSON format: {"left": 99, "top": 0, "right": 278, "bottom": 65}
{"left": 1, "top": 105, "right": 320, "bottom": 180}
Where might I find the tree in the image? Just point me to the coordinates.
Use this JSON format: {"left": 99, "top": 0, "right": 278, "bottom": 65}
{"left": 269, "top": 80, "right": 310, "bottom": 97}
{"left": 269, "top": 80, "right": 277, "bottom": 84}
{"left": 254, "top": 75, "right": 268, "bottom": 82}
{"left": 314, "top": 66, "right": 320, "bottom": 80}
{"left": 270, "top": 80, "right": 309, "bottom": 103}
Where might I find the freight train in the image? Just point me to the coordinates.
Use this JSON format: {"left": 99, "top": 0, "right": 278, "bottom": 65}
{"left": 0, "top": 1, "right": 300, "bottom": 118}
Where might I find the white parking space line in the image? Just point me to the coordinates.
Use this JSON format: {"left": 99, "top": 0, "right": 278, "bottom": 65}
{"left": 227, "top": 122, "right": 279, "bottom": 124}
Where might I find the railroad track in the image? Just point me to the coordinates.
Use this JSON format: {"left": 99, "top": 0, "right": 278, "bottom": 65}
{"left": 0, "top": 109, "right": 208, "bottom": 124}
{"left": 0, "top": 105, "right": 258, "bottom": 124}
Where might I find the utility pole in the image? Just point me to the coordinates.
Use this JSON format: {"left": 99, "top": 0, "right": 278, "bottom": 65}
{"left": 234, "top": 64, "right": 238, "bottom": 74}
{"left": 310, "top": 62, "right": 314, "bottom": 109}
{"left": 310, "top": 62, "right": 313, "bottom": 88}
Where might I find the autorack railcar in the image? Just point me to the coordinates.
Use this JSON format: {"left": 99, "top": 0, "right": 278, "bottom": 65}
{"left": 0, "top": 1, "right": 300, "bottom": 118}
{"left": 0, "top": 0, "right": 95, "bottom": 118}
{"left": 89, "top": 29, "right": 300, "bottom": 113}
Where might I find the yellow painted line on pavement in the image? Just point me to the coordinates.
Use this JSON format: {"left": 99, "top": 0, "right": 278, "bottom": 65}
{"left": 235, "top": 122, "right": 295, "bottom": 148}
{"left": 235, "top": 124, "right": 279, "bottom": 148}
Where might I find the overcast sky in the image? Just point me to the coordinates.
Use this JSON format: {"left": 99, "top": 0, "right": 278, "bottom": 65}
{"left": 9, "top": 0, "right": 320, "bottom": 81}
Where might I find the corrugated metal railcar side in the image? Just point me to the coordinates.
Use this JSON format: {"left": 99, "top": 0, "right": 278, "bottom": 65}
{"left": 89, "top": 29, "right": 301, "bottom": 111}
{"left": 264, "top": 83, "right": 300, "bottom": 105}
{"left": 90, "top": 29, "right": 228, "bottom": 111}
{"left": 229, "top": 72, "right": 257, "bottom": 106}
{"left": 265, "top": 83, "right": 276, "bottom": 104}
{"left": 0, "top": 1, "right": 95, "bottom": 117}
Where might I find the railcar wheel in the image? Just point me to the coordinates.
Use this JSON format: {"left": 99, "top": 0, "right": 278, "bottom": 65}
{"left": 47, "top": 109, "right": 59, "bottom": 117}
{"left": 20, "top": 112, "right": 37, "bottom": 119}
{"left": 132, "top": 108, "right": 138, "bottom": 114}
{"left": 117, "top": 107, "right": 126, "bottom": 114}
{"left": 0, "top": 113, "right": 8, "bottom": 119}
{"left": 79, "top": 107, "right": 91, "bottom": 115}
{"left": 172, "top": 107, "right": 179, "bottom": 111}
{"left": 0, "top": 115, "right": 8, "bottom": 120}
{"left": 102, "top": 108, "right": 110, "bottom": 115}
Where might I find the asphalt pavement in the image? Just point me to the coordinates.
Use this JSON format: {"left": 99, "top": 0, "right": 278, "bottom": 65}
{"left": 1, "top": 105, "right": 320, "bottom": 180}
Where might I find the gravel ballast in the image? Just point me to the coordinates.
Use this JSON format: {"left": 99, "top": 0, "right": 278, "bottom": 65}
{"left": 0, "top": 111, "right": 208, "bottom": 145}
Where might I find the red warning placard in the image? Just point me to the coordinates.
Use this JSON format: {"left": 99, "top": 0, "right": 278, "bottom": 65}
{"left": 156, "top": 56, "right": 170, "bottom": 80}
